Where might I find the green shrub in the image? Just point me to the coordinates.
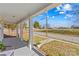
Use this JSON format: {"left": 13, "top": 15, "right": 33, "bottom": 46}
{"left": 0, "top": 42, "right": 6, "bottom": 51}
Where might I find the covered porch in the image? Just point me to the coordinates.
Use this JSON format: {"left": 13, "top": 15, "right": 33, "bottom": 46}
{"left": 0, "top": 3, "right": 60, "bottom": 56}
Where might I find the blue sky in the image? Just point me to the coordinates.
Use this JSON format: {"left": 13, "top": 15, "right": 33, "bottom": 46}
{"left": 32, "top": 3, "right": 79, "bottom": 28}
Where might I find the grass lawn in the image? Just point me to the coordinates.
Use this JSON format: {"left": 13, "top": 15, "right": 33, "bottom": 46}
{"left": 23, "top": 31, "right": 45, "bottom": 45}
{"left": 35, "top": 29, "right": 79, "bottom": 36}
{"left": 39, "top": 40, "right": 79, "bottom": 56}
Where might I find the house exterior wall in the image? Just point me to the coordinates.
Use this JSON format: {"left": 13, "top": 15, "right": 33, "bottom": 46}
{"left": 0, "top": 24, "right": 3, "bottom": 42}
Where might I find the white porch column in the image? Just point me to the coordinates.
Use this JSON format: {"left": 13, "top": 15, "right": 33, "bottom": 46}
{"left": 29, "top": 17, "right": 33, "bottom": 50}
{"left": 16, "top": 24, "right": 19, "bottom": 39}
{"left": 16, "top": 24, "right": 23, "bottom": 41}
{"left": 0, "top": 24, "right": 4, "bottom": 42}
{"left": 20, "top": 23, "right": 23, "bottom": 41}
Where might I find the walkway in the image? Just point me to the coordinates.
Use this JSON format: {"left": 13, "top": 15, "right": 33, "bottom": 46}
{"left": 0, "top": 37, "right": 39, "bottom": 56}
{"left": 3, "top": 37, "right": 27, "bottom": 50}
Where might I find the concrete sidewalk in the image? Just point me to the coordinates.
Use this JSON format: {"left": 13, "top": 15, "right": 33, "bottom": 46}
{"left": 1, "top": 37, "right": 39, "bottom": 56}
{"left": 3, "top": 37, "right": 27, "bottom": 51}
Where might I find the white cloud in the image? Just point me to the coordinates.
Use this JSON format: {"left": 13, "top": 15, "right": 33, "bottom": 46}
{"left": 66, "top": 14, "right": 73, "bottom": 17}
{"left": 63, "top": 4, "right": 72, "bottom": 11}
{"left": 47, "top": 16, "right": 50, "bottom": 18}
{"left": 56, "top": 4, "right": 72, "bottom": 12}
{"left": 64, "top": 14, "right": 74, "bottom": 20}
{"left": 56, "top": 5, "right": 63, "bottom": 11}
{"left": 59, "top": 11, "right": 65, "bottom": 14}
{"left": 52, "top": 16, "right": 54, "bottom": 18}
{"left": 56, "top": 7, "right": 61, "bottom": 11}
{"left": 64, "top": 16, "right": 67, "bottom": 19}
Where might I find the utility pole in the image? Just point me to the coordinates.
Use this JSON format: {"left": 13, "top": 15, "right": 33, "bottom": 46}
{"left": 45, "top": 11, "right": 48, "bottom": 38}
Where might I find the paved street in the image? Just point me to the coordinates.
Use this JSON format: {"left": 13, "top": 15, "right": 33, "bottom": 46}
{"left": 34, "top": 32, "right": 79, "bottom": 44}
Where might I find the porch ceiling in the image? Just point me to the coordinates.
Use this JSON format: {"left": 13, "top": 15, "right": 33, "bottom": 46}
{"left": 0, "top": 3, "right": 51, "bottom": 24}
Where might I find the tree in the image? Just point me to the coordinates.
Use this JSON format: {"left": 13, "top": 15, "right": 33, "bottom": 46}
{"left": 33, "top": 21, "right": 40, "bottom": 28}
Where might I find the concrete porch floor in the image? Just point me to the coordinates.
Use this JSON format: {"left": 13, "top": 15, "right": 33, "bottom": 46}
{"left": 0, "top": 37, "right": 39, "bottom": 56}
